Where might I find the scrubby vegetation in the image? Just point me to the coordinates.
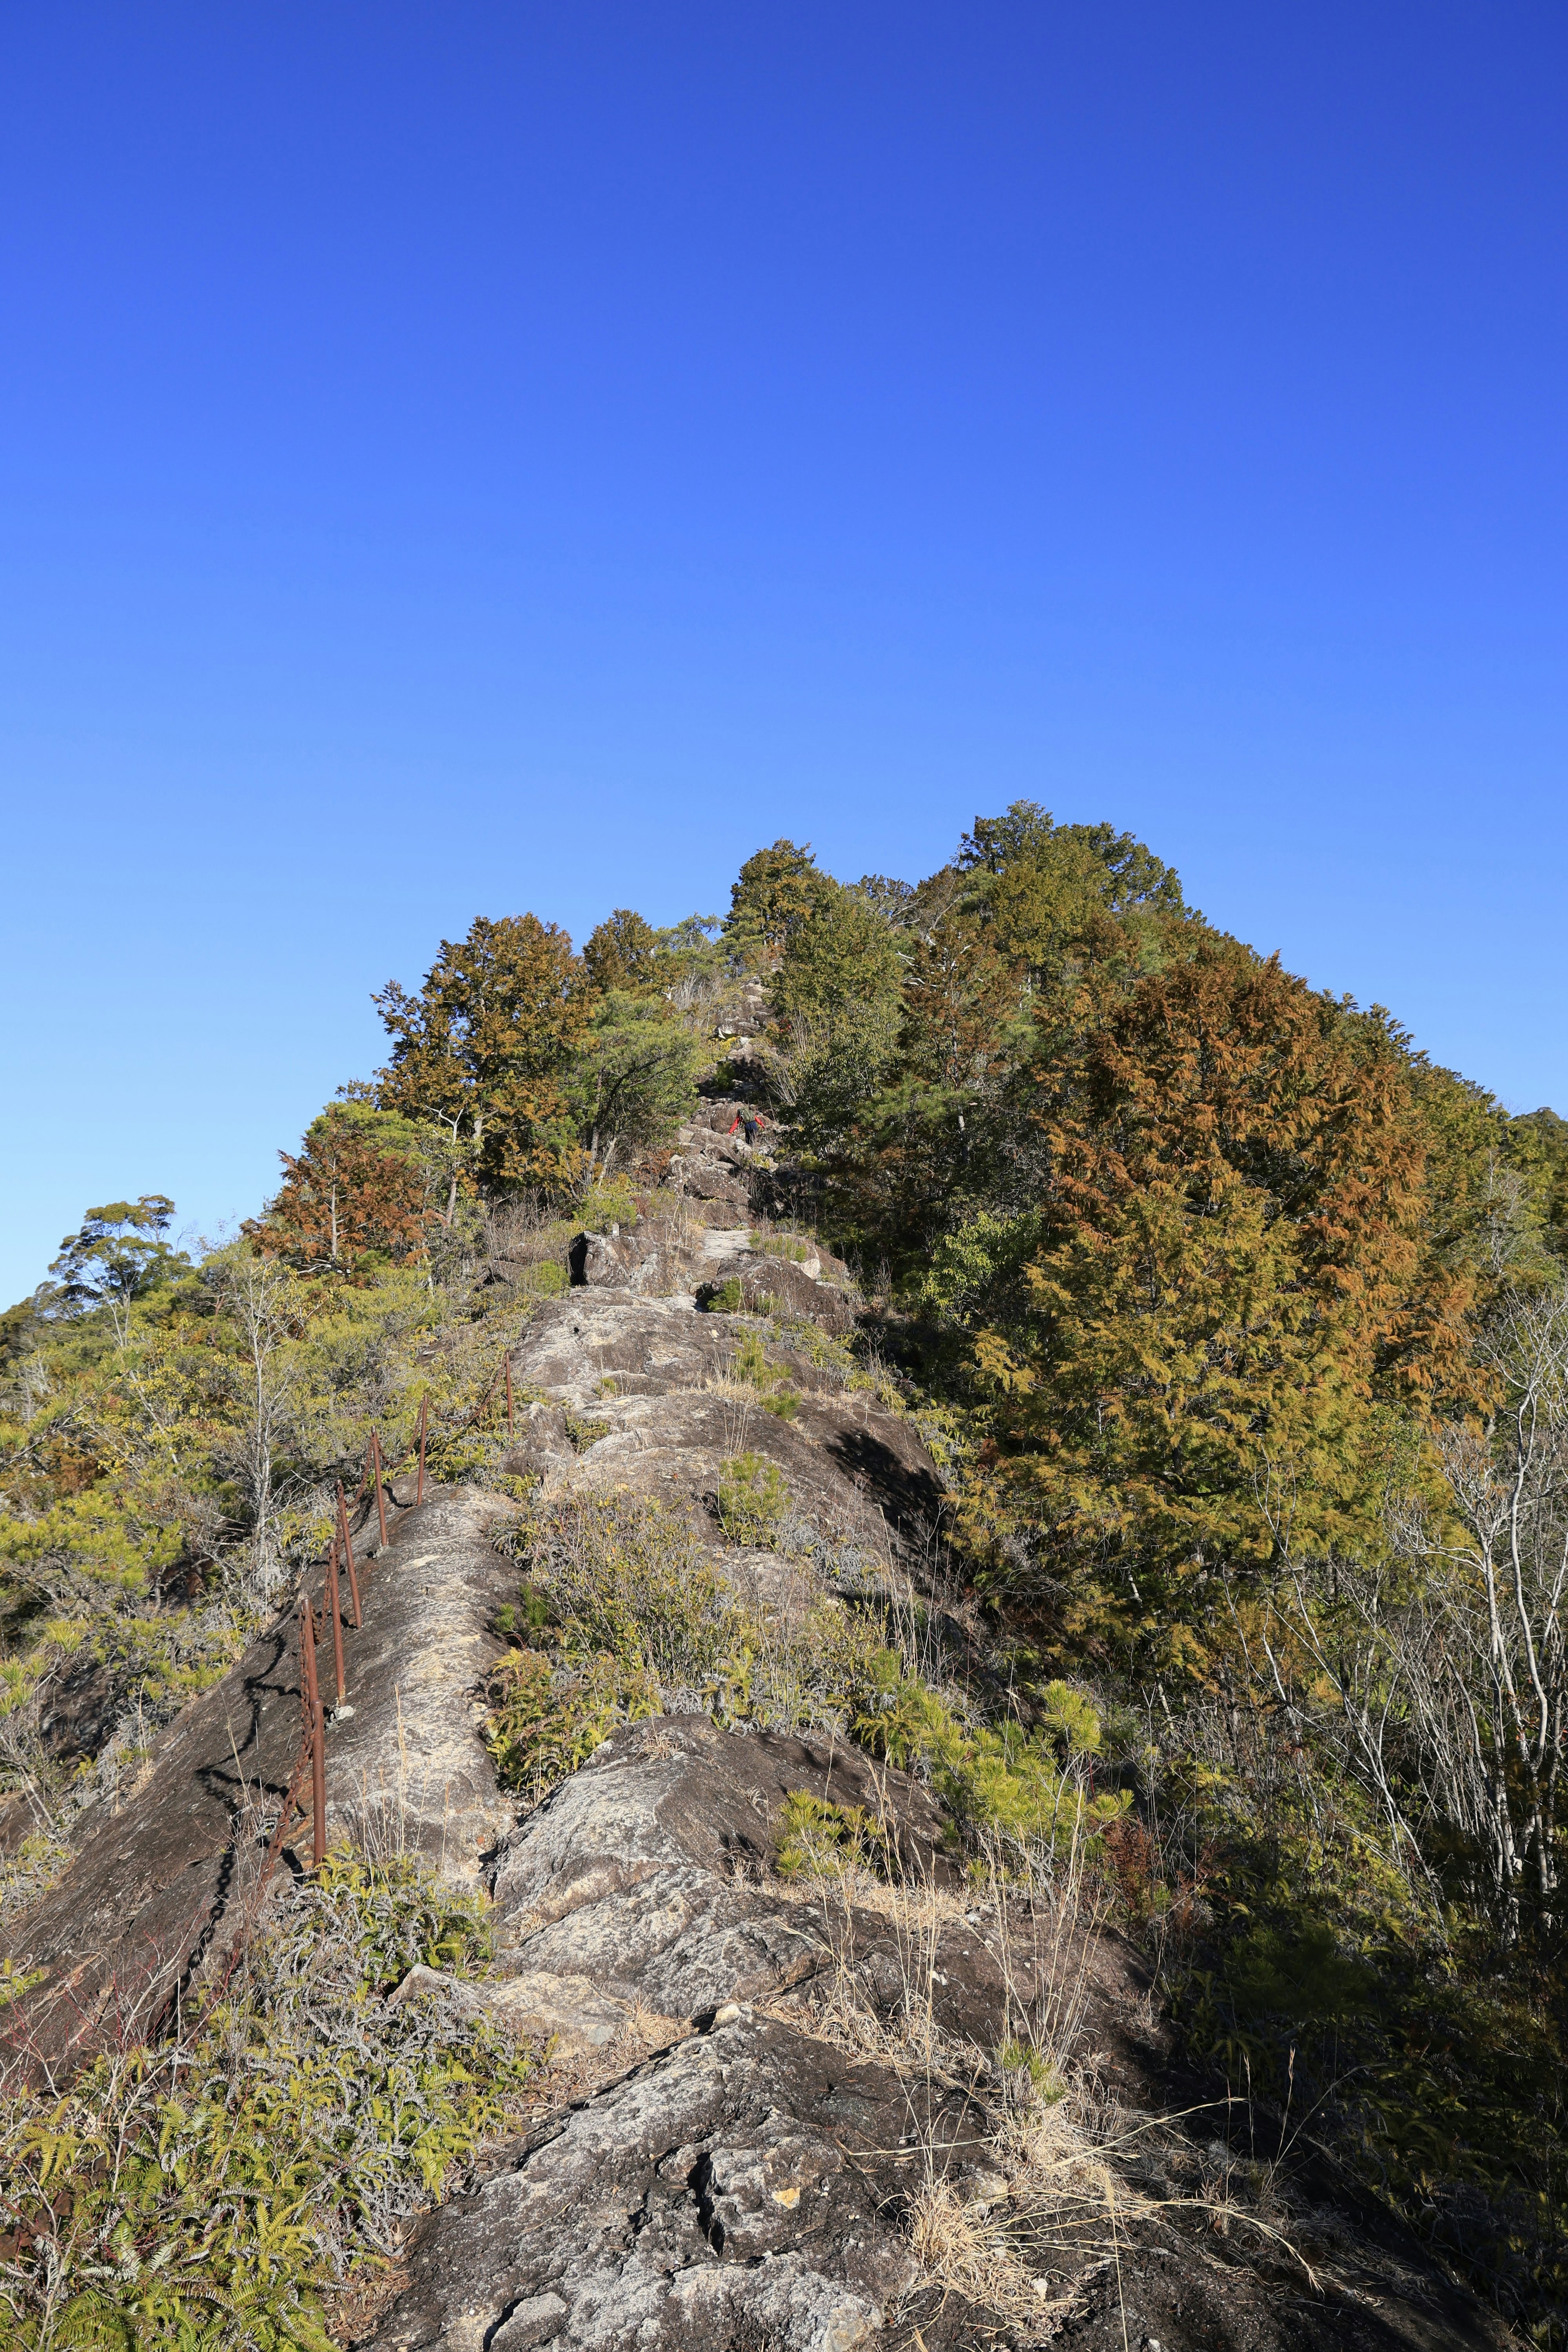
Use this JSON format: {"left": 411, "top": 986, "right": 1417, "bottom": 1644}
{"left": 0, "top": 1850, "right": 532, "bottom": 2348}
{"left": 5, "top": 805, "right": 1568, "bottom": 2337}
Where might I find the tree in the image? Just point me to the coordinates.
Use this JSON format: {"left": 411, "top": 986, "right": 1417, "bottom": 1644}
{"left": 1508, "top": 1105, "right": 1568, "bottom": 1262}
{"left": 721, "top": 840, "right": 832, "bottom": 971}
{"left": 978, "top": 935, "right": 1430, "bottom": 1656}
{"left": 372, "top": 914, "right": 596, "bottom": 1194}
{"left": 1249, "top": 1280, "right": 1568, "bottom": 1942}
{"left": 899, "top": 910, "right": 1019, "bottom": 1094}
{"left": 764, "top": 882, "right": 904, "bottom": 1147}
{"left": 47, "top": 1198, "right": 185, "bottom": 1337}
{"left": 957, "top": 802, "right": 1186, "bottom": 988}
{"left": 247, "top": 1106, "right": 429, "bottom": 1278}
{"left": 576, "top": 992, "right": 699, "bottom": 1178}
{"left": 817, "top": 910, "right": 1025, "bottom": 1269}
{"left": 584, "top": 909, "right": 663, "bottom": 996}
{"left": 856, "top": 873, "right": 918, "bottom": 925}
{"left": 206, "top": 1249, "right": 301, "bottom": 1601}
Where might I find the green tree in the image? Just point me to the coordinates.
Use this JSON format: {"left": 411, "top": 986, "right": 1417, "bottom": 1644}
{"left": 576, "top": 992, "right": 699, "bottom": 1178}
{"left": 372, "top": 915, "right": 595, "bottom": 1194}
{"left": 767, "top": 883, "right": 904, "bottom": 1148}
{"left": 584, "top": 908, "right": 663, "bottom": 996}
{"left": 721, "top": 840, "right": 832, "bottom": 971}
{"left": 821, "top": 910, "right": 1026, "bottom": 1270}
{"left": 46, "top": 1198, "right": 185, "bottom": 1336}
{"left": 958, "top": 802, "right": 1185, "bottom": 987}
{"left": 1508, "top": 1105, "right": 1568, "bottom": 1263}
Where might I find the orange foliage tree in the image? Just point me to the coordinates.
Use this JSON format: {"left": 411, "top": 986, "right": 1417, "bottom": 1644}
{"left": 249, "top": 1110, "right": 427, "bottom": 1276}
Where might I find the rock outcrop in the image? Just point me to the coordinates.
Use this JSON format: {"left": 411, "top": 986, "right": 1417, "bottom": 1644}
{"left": 0, "top": 1194, "right": 1521, "bottom": 2350}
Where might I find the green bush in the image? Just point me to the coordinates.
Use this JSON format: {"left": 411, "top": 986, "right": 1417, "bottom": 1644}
{"left": 699, "top": 1277, "right": 744, "bottom": 1312}
{"left": 775, "top": 1789, "right": 893, "bottom": 1881}
{"left": 0, "top": 1851, "right": 532, "bottom": 2351}
{"left": 731, "top": 1334, "right": 801, "bottom": 1419}
{"left": 517, "top": 1259, "right": 568, "bottom": 1297}
{"left": 484, "top": 1645, "right": 659, "bottom": 1798}
{"left": 484, "top": 1494, "right": 753, "bottom": 1801}
{"left": 716, "top": 1452, "right": 788, "bottom": 1546}
{"left": 996, "top": 2038, "right": 1065, "bottom": 2102}
{"left": 523, "top": 1493, "right": 745, "bottom": 1687}
{"left": 850, "top": 1649, "right": 1128, "bottom": 1854}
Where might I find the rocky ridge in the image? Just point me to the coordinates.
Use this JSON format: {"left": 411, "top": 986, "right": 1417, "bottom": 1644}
{"left": 2, "top": 1115, "right": 1520, "bottom": 2350}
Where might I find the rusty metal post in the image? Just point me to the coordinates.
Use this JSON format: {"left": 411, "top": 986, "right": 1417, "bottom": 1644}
{"left": 505, "top": 1357, "right": 514, "bottom": 1437}
{"left": 310, "top": 1698, "right": 327, "bottom": 1869}
{"left": 300, "top": 1591, "right": 319, "bottom": 1724}
{"left": 336, "top": 1481, "right": 363, "bottom": 1628}
{"left": 268, "top": 1735, "right": 311, "bottom": 1872}
{"left": 371, "top": 1428, "right": 389, "bottom": 1548}
{"left": 416, "top": 1392, "right": 428, "bottom": 1505}
{"left": 325, "top": 1541, "right": 347, "bottom": 1706}
{"left": 300, "top": 1593, "right": 326, "bottom": 1868}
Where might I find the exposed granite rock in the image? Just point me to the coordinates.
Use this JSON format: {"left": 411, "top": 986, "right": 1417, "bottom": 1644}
{"left": 363, "top": 2012, "right": 925, "bottom": 2352}
{"left": 366, "top": 1706, "right": 1515, "bottom": 2352}
{"left": 704, "top": 1249, "right": 858, "bottom": 1332}
{"left": 3, "top": 1225, "right": 1524, "bottom": 2352}
{"left": 506, "top": 1295, "right": 941, "bottom": 1559}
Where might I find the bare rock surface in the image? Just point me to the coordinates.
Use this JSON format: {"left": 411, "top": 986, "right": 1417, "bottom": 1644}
{"left": 368, "top": 1705, "right": 1514, "bottom": 2352}
{"left": 364, "top": 2013, "right": 923, "bottom": 2352}
{"left": 490, "top": 1718, "right": 947, "bottom": 2023}
{"left": 506, "top": 1292, "right": 940, "bottom": 1558}
{"left": 705, "top": 1248, "right": 858, "bottom": 1332}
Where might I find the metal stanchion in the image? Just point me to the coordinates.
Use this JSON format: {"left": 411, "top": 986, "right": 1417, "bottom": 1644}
{"left": 336, "top": 1482, "right": 363, "bottom": 1627}
{"left": 310, "top": 1700, "right": 326, "bottom": 1869}
{"left": 325, "top": 1540, "right": 347, "bottom": 1706}
{"left": 370, "top": 1428, "right": 389, "bottom": 1548}
{"left": 299, "top": 1595, "right": 327, "bottom": 1870}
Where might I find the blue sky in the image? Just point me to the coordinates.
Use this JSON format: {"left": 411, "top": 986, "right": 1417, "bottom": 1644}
{"left": 3, "top": 3, "right": 1565, "bottom": 1303}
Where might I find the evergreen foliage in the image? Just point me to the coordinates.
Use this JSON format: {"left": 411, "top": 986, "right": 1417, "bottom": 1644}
{"left": 372, "top": 913, "right": 594, "bottom": 1193}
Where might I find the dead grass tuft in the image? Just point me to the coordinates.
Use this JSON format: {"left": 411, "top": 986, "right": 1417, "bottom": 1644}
{"left": 905, "top": 2176, "right": 1048, "bottom": 2320}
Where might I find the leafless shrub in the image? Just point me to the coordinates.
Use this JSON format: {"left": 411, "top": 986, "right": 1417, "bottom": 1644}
{"left": 484, "top": 1195, "right": 568, "bottom": 1268}
{"left": 1233, "top": 1278, "right": 1568, "bottom": 1940}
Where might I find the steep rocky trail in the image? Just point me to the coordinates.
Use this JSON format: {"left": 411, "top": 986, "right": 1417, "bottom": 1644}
{"left": 1, "top": 1118, "right": 1521, "bottom": 2349}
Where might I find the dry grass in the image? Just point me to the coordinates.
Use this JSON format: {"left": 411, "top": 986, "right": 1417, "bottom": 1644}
{"left": 904, "top": 2175, "right": 1065, "bottom": 2328}
{"left": 760, "top": 1803, "right": 1311, "bottom": 2336}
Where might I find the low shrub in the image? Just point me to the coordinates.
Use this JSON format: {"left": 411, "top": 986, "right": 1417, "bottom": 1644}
{"left": 484, "top": 1645, "right": 659, "bottom": 1800}
{"left": 775, "top": 1789, "right": 893, "bottom": 1881}
{"left": 730, "top": 1332, "right": 802, "bottom": 1419}
{"left": 524, "top": 1494, "right": 745, "bottom": 1687}
{"left": 716, "top": 1453, "right": 788, "bottom": 1546}
{"left": 0, "top": 1851, "right": 532, "bottom": 2350}
{"left": 851, "top": 1650, "right": 1129, "bottom": 1855}
{"left": 516, "top": 1259, "right": 568, "bottom": 1297}
{"left": 485, "top": 1493, "right": 1121, "bottom": 1871}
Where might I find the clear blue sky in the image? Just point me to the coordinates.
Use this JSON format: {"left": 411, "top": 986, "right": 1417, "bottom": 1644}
{"left": 3, "top": 3, "right": 1564, "bottom": 1304}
